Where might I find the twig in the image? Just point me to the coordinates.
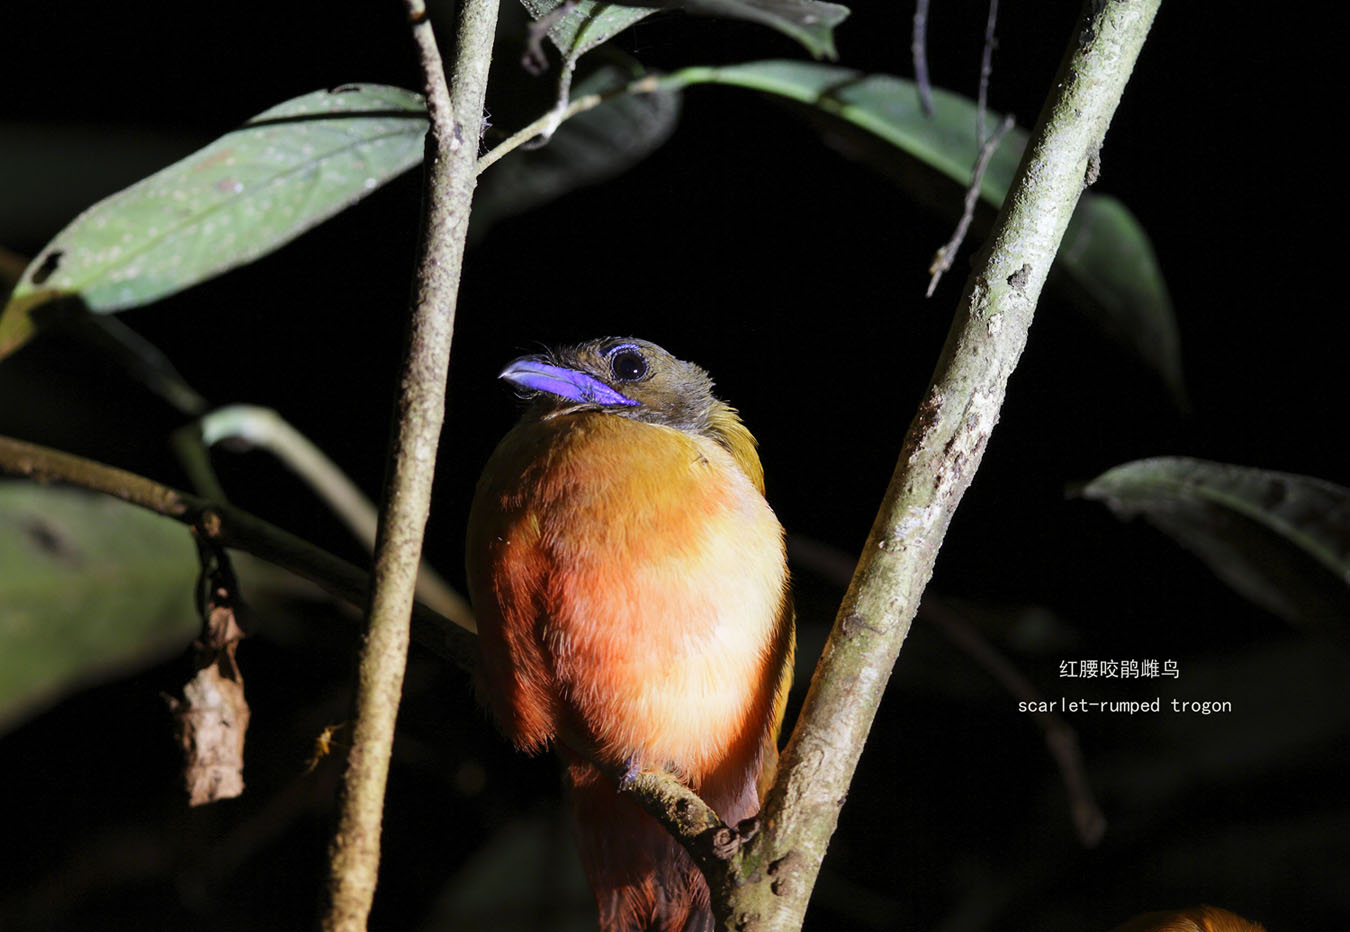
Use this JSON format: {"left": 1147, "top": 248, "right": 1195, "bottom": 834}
{"left": 522, "top": 0, "right": 579, "bottom": 75}
{"left": 170, "top": 418, "right": 231, "bottom": 504}
{"left": 477, "top": 91, "right": 601, "bottom": 173}
{"left": 177, "top": 405, "right": 474, "bottom": 631}
{"left": 525, "top": 59, "right": 580, "bottom": 149}
{"left": 70, "top": 314, "right": 211, "bottom": 416}
{"left": 912, "top": 0, "right": 934, "bottom": 117}
{"left": 717, "top": 3, "right": 1162, "bottom": 928}
{"left": 0, "top": 433, "right": 474, "bottom": 668}
{"left": 926, "top": 113, "right": 1015, "bottom": 297}
{"left": 614, "top": 767, "right": 733, "bottom": 880}
{"left": 976, "top": 0, "right": 1001, "bottom": 146}
{"left": 476, "top": 71, "right": 667, "bottom": 172}
{"left": 928, "top": 0, "right": 1006, "bottom": 298}
{"left": 319, "top": 0, "right": 498, "bottom": 928}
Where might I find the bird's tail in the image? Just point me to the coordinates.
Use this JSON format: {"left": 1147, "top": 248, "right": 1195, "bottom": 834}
{"left": 567, "top": 760, "right": 716, "bottom": 932}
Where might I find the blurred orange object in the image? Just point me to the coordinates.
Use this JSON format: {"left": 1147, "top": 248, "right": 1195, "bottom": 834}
{"left": 1108, "top": 904, "right": 1267, "bottom": 932}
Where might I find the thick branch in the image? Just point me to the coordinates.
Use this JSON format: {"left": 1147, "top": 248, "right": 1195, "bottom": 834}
{"left": 718, "top": 2, "right": 1162, "bottom": 929}
{"left": 617, "top": 768, "right": 733, "bottom": 880}
{"left": 321, "top": 1, "right": 498, "bottom": 927}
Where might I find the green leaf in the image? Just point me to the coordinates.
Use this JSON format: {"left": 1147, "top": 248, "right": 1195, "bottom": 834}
{"left": 521, "top": 0, "right": 655, "bottom": 67}
{"left": 1080, "top": 457, "right": 1350, "bottom": 635}
{"left": 472, "top": 63, "right": 681, "bottom": 239}
{"left": 681, "top": 0, "right": 849, "bottom": 59}
{"left": 519, "top": 0, "right": 848, "bottom": 67}
{"left": 0, "top": 84, "right": 427, "bottom": 360}
{"left": 664, "top": 61, "right": 1023, "bottom": 195}
{"left": 0, "top": 483, "right": 199, "bottom": 733}
{"left": 1057, "top": 195, "right": 1184, "bottom": 405}
{"left": 659, "top": 60, "right": 1182, "bottom": 401}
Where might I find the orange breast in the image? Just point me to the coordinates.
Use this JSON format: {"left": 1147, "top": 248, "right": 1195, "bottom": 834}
{"left": 466, "top": 410, "right": 790, "bottom": 795}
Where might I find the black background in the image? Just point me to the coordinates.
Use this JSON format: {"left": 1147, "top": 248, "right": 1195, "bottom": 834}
{"left": 1, "top": 2, "right": 1345, "bottom": 930}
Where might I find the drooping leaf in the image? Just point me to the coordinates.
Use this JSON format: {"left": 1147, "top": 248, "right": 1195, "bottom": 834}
{"left": 519, "top": 0, "right": 848, "bottom": 69}
{"left": 680, "top": 0, "right": 849, "bottom": 59}
{"left": 1056, "top": 195, "right": 1184, "bottom": 406}
{"left": 663, "top": 61, "right": 1025, "bottom": 195}
{"left": 657, "top": 60, "right": 1182, "bottom": 402}
{"left": 0, "top": 482, "right": 199, "bottom": 733}
{"left": 472, "top": 62, "right": 681, "bottom": 238}
{"left": 0, "top": 84, "right": 427, "bottom": 360}
{"left": 1080, "top": 457, "right": 1350, "bottom": 635}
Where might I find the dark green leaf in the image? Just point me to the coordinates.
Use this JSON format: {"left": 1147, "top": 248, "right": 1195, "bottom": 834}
{"left": 1080, "top": 457, "right": 1350, "bottom": 635}
{"left": 521, "top": 0, "right": 656, "bottom": 66}
{"left": 0, "top": 483, "right": 198, "bottom": 732}
{"left": 660, "top": 61, "right": 1181, "bottom": 401}
{"left": 680, "top": 0, "right": 849, "bottom": 59}
{"left": 0, "top": 85, "right": 426, "bottom": 359}
{"left": 472, "top": 63, "right": 681, "bottom": 239}
{"left": 1057, "top": 195, "right": 1185, "bottom": 405}
{"left": 519, "top": 0, "right": 848, "bottom": 67}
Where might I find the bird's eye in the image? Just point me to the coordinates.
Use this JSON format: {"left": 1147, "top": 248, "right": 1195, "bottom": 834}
{"left": 609, "top": 348, "right": 648, "bottom": 382}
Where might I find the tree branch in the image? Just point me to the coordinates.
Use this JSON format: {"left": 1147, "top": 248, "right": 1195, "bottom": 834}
{"left": 911, "top": 0, "right": 934, "bottom": 117}
{"left": 175, "top": 404, "right": 474, "bottom": 630}
{"left": 0, "top": 433, "right": 474, "bottom": 670}
{"left": 616, "top": 768, "right": 734, "bottom": 879}
{"left": 716, "top": 2, "right": 1161, "bottom": 928}
{"left": 319, "top": 0, "right": 499, "bottom": 928}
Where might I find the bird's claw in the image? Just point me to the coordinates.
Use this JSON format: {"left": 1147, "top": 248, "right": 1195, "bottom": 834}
{"left": 617, "top": 756, "right": 644, "bottom": 793}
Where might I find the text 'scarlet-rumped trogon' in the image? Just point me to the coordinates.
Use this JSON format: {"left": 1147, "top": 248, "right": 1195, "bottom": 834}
{"left": 466, "top": 338, "right": 795, "bottom": 932}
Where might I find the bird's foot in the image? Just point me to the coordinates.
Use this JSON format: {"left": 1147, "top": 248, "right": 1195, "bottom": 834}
{"left": 617, "top": 755, "right": 644, "bottom": 793}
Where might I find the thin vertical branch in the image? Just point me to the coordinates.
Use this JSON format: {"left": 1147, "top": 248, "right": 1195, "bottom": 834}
{"left": 926, "top": 113, "right": 1015, "bottom": 297}
{"left": 319, "top": 0, "right": 498, "bottom": 929}
{"left": 976, "top": 0, "right": 1001, "bottom": 145}
{"left": 912, "top": 0, "right": 934, "bottom": 116}
{"left": 928, "top": 0, "right": 1007, "bottom": 298}
{"left": 713, "top": 3, "right": 1162, "bottom": 929}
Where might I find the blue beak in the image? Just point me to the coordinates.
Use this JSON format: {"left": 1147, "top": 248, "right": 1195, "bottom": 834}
{"left": 500, "top": 358, "right": 639, "bottom": 407}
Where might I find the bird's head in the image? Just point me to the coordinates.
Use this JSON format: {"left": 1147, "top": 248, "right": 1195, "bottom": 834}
{"left": 498, "top": 337, "right": 765, "bottom": 491}
{"left": 499, "top": 337, "right": 718, "bottom": 432}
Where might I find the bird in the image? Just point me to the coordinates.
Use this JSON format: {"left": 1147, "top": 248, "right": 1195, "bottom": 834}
{"left": 465, "top": 337, "right": 795, "bottom": 932}
{"left": 1106, "top": 904, "right": 1268, "bottom": 932}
